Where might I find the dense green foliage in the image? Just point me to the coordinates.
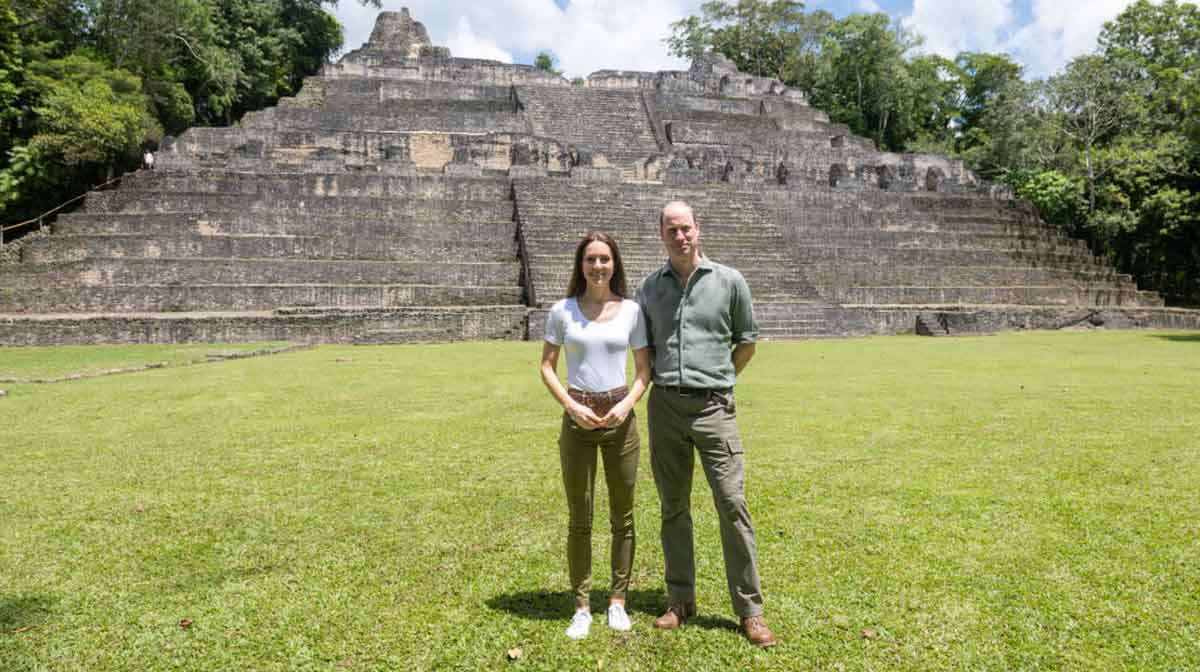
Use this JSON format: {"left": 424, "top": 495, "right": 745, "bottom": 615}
{"left": 0, "top": 0, "right": 378, "bottom": 231}
{"left": 668, "top": 0, "right": 1200, "bottom": 305}
{"left": 2, "top": 334, "right": 1199, "bottom": 669}
{"left": 533, "top": 51, "right": 562, "bottom": 76}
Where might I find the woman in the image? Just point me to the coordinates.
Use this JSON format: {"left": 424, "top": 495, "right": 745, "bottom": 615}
{"left": 539, "top": 232, "right": 651, "bottom": 639}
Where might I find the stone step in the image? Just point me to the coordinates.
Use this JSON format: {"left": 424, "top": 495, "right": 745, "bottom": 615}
{"left": 0, "top": 305, "right": 530, "bottom": 346}
{"left": 527, "top": 263, "right": 819, "bottom": 307}
{"left": 792, "top": 245, "right": 1099, "bottom": 268}
{"left": 515, "top": 185, "right": 776, "bottom": 209}
{"left": 802, "top": 263, "right": 1133, "bottom": 288}
{"left": 351, "top": 327, "right": 462, "bottom": 344}
{"left": 3, "top": 258, "right": 521, "bottom": 288}
{"left": 518, "top": 234, "right": 782, "bottom": 249}
{"left": 518, "top": 87, "right": 659, "bottom": 166}
{"left": 53, "top": 212, "right": 517, "bottom": 239}
{"left": 528, "top": 266, "right": 807, "bottom": 293}
{"left": 533, "top": 300, "right": 1200, "bottom": 341}
{"left": 785, "top": 217, "right": 1061, "bottom": 237}
{"left": 525, "top": 248, "right": 794, "bottom": 264}
{"left": 160, "top": 126, "right": 542, "bottom": 171}
{"left": 782, "top": 228, "right": 1083, "bottom": 250}
{"left": 23, "top": 233, "right": 516, "bottom": 264}
{"left": 287, "top": 79, "right": 516, "bottom": 106}
{"left": 84, "top": 192, "right": 513, "bottom": 220}
{"left": 267, "top": 96, "right": 515, "bottom": 115}
{"left": 817, "top": 285, "right": 1159, "bottom": 307}
{"left": 768, "top": 190, "right": 1035, "bottom": 218}
{"left": 241, "top": 104, "right": 529, "bottom": 134}
{"left": 122, "top": 170, "right": 514, "bottom": 200}
{"left": 0, "top": 284, "right": 524, "bottom": 313}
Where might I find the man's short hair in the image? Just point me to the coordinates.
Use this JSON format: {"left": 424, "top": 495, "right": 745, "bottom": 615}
{"left": 660, "top": 200, "right": 696, "bottom": 228}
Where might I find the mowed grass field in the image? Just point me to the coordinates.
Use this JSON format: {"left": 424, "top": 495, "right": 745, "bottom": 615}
{"left": 1, "top": 331, "right": 1198, "bottom": 671}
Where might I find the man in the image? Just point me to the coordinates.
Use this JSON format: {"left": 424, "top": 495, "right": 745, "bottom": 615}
{"left": 636, "top": 200, "right": 777, "bottom": 648}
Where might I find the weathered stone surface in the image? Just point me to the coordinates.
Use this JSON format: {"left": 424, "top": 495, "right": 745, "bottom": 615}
{"left": 0, "top": 6, "right": 1195, "bottom": 344}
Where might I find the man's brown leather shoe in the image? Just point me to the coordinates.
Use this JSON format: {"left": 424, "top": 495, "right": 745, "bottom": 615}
{"left": 653, "top": 602, "right": 696, "bottom": 630}
{"left": 741, "top": 615, "right": 779, "bottom": 648}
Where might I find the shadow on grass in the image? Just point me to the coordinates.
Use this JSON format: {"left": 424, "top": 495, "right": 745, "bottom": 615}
{"left": 486, "top": 589, "right": 739, "bottom": 631}
{"left": 1151, "top": 334, "right": 1200, "bottom": 342}
{"left": 0, "top": 594, "right": 56, "bottom": 634}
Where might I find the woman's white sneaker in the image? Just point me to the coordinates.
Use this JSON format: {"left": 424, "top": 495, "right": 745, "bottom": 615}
{"left": 565, "top": 609, "right": 592, "bottom": 639}
{"left": 606, "top": 603, "right": 632, "bottom": 632}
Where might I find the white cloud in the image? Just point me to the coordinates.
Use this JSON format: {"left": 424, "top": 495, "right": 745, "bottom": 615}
{"left": 331, "top": 1, "right": 1200, "bottom": 82}
{"left": 1003, "top": 0, "right": 1129, "bottom": 77}
{"left": 903, "top": 0, "right": 1200, "bottom": 78}
{"left": 329, "top": 0, "right": 705, "bottom": 79}
{"left": 444, "top": 16, "right": 514, "bottom": 63}
{"left": 903, "top": 0, "right": 1015, "bottom": 59}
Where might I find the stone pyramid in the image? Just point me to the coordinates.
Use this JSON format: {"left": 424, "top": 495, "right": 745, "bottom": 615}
{"left": 2, "top": 8, "right": 1197, "bottom": 345}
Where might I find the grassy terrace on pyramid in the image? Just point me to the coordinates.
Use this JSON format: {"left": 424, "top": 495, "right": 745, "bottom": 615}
{"left": 2, "top": 8, "right": 1197, "bottom": 345}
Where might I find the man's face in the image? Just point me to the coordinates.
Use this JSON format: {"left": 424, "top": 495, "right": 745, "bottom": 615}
{"left": 660, "top": 206, "right": 699, "bottom": 262}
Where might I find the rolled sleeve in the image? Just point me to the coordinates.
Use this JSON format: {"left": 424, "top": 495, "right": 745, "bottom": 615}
{"left": 730, "top": 271, "right": 759, "bottom": 344}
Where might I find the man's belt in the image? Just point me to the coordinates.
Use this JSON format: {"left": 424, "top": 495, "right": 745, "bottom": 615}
{"left": 655, "top": 385, "right": 732, "bottom": 397}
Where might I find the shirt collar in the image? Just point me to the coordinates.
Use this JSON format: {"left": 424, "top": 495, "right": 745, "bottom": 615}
{"left": 661, "top": 254, "right": 713, "bottom": 281}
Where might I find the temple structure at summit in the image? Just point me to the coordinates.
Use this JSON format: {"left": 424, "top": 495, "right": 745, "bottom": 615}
{"left": 2, "top": 8, "right": 1197, "bottom": 344}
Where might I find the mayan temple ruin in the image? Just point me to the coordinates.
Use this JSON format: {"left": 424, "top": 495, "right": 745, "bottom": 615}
{"left": 2, "top": 8, "right": 1198, "bottom": 345}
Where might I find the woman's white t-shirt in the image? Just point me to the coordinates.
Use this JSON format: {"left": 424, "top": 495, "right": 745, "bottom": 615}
{"left": 544, "top": 297, "right": 648, "bottom": 392}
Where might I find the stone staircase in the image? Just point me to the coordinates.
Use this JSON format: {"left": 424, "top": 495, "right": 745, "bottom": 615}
{"left": 0, "top": 171, "right": 528, "bottom": 344}
{"left": 517, "top": 87, "right": 662, "bottom": 178}
{"left": 1, "top": 7, "right": 1196, "bottom": 345}
{"left": 761, "top": 189, "right": 1163, "bottom": 309}
{"left": 513, "top": 180, "right": 831, "bottom": 339}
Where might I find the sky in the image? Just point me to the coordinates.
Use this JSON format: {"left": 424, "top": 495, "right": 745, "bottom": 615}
{"left": 328, "top": 0, "right": 1196, "bottom": 80}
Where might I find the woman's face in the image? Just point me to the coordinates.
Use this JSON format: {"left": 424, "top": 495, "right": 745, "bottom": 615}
{"left": 582, "top": 240, "right": 614, "bottom": 290}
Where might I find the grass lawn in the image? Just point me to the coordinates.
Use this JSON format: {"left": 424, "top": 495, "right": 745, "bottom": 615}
{"left": 0, "top": 342, "right": 291, "bottom": 381}
{"left": 1, "top": 331, "right": 1198, "bottom": 671}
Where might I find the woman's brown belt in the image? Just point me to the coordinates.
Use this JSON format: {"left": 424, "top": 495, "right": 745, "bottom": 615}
{"left": 567, "top": 385, "right": 629, "bottom": 418}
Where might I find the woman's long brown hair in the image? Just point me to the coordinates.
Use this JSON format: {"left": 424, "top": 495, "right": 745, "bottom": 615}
{"left": 566, "top": 232, "right": 629, "bottom": 298}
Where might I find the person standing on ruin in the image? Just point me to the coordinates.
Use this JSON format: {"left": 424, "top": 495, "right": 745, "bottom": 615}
{"left": 539, "top": 232, "right": 652, "bottom": 640}
{"left": 636, "top": 200, "right": 778, "bottom": 648}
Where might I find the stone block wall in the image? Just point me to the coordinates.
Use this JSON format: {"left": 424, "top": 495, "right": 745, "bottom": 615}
{"left": 0, "top": 8, "right": 1191, "bottom": 345}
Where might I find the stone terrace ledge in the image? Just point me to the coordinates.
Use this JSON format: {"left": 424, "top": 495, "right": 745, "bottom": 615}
{"left": 1, "top": 6, "right": 1197, "bottom": 345}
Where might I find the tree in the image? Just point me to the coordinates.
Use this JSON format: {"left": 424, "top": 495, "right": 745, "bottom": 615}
{"left": 666, "top": 0, "right": 814, "bottom": 83}
{"left": 1099, "top": 0, "right": 1199, "bottom": 133}
{"left": 900, "top": 53, "right": 962, "bottom": 153}
{"left": 28, "top": 54, "right": 162, "bottom": 175}
{"left": 1088, "top": 0, "right": 1200, "bottom": 302}
{"left": 1041, "top": 55, "right": 1144, "bottom": 212}
{"left": 810, "top": 12, "right": 922, "bottom": 150}
{"left": 1, "top": 0, "right": 380, "bottom": 227}
{"left": 533, "top": 51, "right": 562, "bottom": 76}
{"left": 954, "top": 52, "right": 1022, "bottom": 132}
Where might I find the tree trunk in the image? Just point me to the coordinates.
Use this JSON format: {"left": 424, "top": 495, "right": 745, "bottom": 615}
{"left": 1085, "top": 143, "right": 1095, "bottom": 213}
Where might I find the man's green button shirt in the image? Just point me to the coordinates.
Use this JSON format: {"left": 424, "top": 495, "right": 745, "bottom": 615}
{"left": 636, "top": 257, "right": 758, "bottom": 390}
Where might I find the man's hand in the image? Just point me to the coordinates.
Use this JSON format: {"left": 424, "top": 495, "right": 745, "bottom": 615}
{"left": 732, "top": 342, "right": 756, "bottom": 375}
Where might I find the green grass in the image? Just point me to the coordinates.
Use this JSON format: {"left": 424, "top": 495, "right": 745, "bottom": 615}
{"left": 0, "top": 342, "right": 290, "bottom": 381}
{"left": 1, "top": 331, "right": 1198, "bottom": 671}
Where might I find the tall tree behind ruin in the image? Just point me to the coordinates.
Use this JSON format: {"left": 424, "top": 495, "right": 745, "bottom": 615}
{"left": 0, "top": 0, "right": 379, "bottom": 228}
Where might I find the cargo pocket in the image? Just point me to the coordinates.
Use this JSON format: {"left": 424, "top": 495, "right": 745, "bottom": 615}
{"left": 710, "top": 390, "right": 737, "bottom": 414}
{"left": 724, "top": 436, "right": 745, "bottom": 455}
